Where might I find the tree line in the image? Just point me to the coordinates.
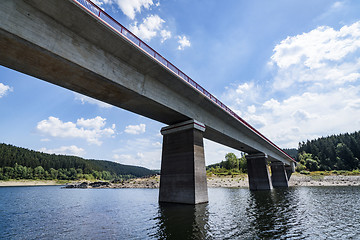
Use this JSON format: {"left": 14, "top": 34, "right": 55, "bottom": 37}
{"left": 0, "top": 143, "right": 155, "bottom": 180}
{"left": 207, "top": 153, "right": 247, "bottom": 175}
{"left": 287, "top": 131, "right": 360, "bottom": 171}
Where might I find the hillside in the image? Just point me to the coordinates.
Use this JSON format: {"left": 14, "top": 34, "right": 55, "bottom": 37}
{"left": 0, "top": 143, "right": 155, "bottom": 180}
{"left": 297, "top": 131, "right": 360, "bottom": 171}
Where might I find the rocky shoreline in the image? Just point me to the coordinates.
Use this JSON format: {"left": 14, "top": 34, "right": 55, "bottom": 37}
{"left": 62, "top": 174, "right": 360, "bottom": 189}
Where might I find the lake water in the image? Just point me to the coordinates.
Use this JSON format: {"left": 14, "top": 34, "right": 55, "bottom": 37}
{"left": 1, "top": 186, "right": 360, "bottom": 239}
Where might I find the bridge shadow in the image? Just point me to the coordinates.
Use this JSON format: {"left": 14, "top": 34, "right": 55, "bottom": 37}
{"left": 152, "top": 203, "right": 209, "bottom": 240}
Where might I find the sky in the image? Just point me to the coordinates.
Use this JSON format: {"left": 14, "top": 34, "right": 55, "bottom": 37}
{"left": 1, "top": 0, "right": 360, "bottom": 169}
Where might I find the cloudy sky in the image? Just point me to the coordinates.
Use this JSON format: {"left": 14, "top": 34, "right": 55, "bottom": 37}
{"left": 1, "top": 0, "right": 360, "bottom": 169}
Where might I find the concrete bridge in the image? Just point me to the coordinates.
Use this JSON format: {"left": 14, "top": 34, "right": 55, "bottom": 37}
{"left": 0, "top": 0, "right": 295, "bottom": 204}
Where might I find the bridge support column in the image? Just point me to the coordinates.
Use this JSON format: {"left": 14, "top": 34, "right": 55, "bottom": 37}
{"left": 159, "top": 120, "right": 208, "bottom": 204}
{"left": 285, "top": 164, "right": 294, "bottom": 180}
{"left": 246, "top": 153, "right": 273, "bottom": 190}
{"left": 271, "top": 162, "right": 289, "bottom": 188}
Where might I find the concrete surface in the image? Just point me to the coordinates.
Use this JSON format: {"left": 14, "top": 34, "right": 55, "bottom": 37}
{"left": 159, "top": 120, "right": 208, "bottom": 204}
{"left": 246, "top": 153, "right": 273, "bottom": 190}
{"left": 271, "top": 162, "right": 289, "bottom": 188}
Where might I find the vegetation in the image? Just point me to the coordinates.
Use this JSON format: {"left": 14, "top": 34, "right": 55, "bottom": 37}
{"left": 0, "top": 143, "right": 155, "bottom": 181}
{"left": 296, "top": 131, "right": 360, "bottom": 172}
{"left": 207, "top": 153, "right": 247, "bottom": 176}
{"left": 207, "top": 130, "right": 360, "bottom": 176}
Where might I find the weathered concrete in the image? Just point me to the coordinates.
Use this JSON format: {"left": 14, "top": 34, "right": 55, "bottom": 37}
{"left": 0, "top": 0, "right": 294, "bottom": 167}
{"left": 271, "top": 162, "right": 289, "bottom": 188}
{"left": 246, "top": 153, "right": 273, "bottom": 190}
{"left": 285, "top": 165, "right": 294, "bottom": 180}
{"left": 159, "top": 120, "right": 208, "bottom": 204}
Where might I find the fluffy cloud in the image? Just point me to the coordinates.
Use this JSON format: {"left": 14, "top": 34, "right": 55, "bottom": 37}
{"left": 124, "top": 123, "right": 146, "bottom": 134}
{"left": 270, "top": 21, "right": 360, "bottom": 91}
{"left": 115, "top": 0, "right": 153, "bottom": 20}
{"left": 91, "top": 0, "right": 154, "bottom": 19}
{"left": 0, "top": 83, "right": 12, "bottom": 98}
{"left": 177, "top": 35, "right": 191, "bottom": 50}
{"left": 39, "top": 145, "right": 86, "bottom": 156}
{"left": 222, "top": 21, "right": 360, "bottom": 149}
{"left": 37, "top": 116, "right": 115, "bottom": 145}
{"left": 130, "top": 15, "right": 170, "bottom": 42}
{"left": 74, "top": 93, "right": 112, "bottom": 108}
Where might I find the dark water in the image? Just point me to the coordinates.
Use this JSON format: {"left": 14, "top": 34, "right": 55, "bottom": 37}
{"left": 1, "top": 186, "right": 360, "bottom": 239}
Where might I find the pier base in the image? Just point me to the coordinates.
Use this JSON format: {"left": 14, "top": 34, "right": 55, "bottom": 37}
{"left": 159, "top": 120, "right": 208, "bottom": 204}
{"left": 246, "top": 153, "right": 273, "bottom": 190}
{"left": 271, "top": 162, "right": 289, "bottom": 188}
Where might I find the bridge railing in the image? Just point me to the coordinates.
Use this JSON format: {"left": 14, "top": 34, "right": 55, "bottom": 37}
{"left": 73, "top": 0, "right": 295, "bottom": 162}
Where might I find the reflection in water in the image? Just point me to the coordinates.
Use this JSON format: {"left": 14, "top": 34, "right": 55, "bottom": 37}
{"left": 153, "top": 203, "right": 209, "bottom": 240}
{"left": 246, "top": 188, "right": 301, "bottom": 239}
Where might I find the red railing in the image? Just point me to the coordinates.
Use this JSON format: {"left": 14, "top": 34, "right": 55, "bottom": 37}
{"left": 73, "top": 0, "right": 295, "bottom": 162}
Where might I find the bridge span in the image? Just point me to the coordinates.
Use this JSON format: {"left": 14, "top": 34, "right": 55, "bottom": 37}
{"left": 0, "top": 0, "right": 295, "bottom": 204}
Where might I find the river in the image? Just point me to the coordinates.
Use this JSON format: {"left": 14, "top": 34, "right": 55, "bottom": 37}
{"left": 0, "top": 186, "right": 359, "bottom": 239}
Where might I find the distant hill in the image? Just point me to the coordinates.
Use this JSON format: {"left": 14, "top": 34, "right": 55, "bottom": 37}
{"left": 282, "top": 148, "right": 298, "bottom": 160}
{"left": 0, "top": 143, "right": 155, "bottom": 180}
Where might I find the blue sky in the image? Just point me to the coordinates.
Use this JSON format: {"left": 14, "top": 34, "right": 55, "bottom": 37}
{"left": 1, "top": 0, "right": 360, "bottom": 169}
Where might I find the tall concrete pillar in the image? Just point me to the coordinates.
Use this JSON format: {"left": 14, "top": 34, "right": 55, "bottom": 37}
{"left": 246, "top": 153, "right": 273, "bottom": 190}
{"left": 271, "top": 162, "right": 289, "bottom": 188}
{"left": 159, "top": 120, "right": 208, "bottom": 204}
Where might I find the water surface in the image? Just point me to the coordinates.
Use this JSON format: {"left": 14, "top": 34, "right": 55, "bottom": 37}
{"left": 1, "top": 186, "right": 359, "bottom": 239}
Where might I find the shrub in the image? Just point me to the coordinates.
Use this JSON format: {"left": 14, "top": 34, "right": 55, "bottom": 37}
{"left": 300, "top": 170, "right": 310, "bottom": 175}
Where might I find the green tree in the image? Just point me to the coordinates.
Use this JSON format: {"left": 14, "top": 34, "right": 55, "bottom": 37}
{"left": 224, "top": 153, "right": 239, "bottom": 169}
{"left": 34, "top": 166, "right": 45, "bottom": 179}
{"left": 336, "top": 143, "right": 359, "bottom": 170}
{"left": 239, "top": 155, "right": 247, "bottom": 173}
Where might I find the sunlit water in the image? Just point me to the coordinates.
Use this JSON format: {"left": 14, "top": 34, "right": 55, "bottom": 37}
{"left": 1, "top": 186, "right": 360, "bottom": 239}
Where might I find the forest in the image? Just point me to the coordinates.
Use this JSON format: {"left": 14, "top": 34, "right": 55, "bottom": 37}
{"left": 0, "top": 143, "right": 155, "bottom": 181}
{"left": 294, "top": 130, "right": 360, "bottom": 171}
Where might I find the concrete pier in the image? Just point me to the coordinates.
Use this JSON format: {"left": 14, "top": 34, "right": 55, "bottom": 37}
{"left": 285, "top": 165, "right": 294, "bottom": 180}
{"left": 159, "top": 120, "right": 208, "bottom": 204}
{"left": 271, "top": 162, "right": 289, "bottom": 188}
{"left": 246, "top": 153, "right": 273, "bottom": 190}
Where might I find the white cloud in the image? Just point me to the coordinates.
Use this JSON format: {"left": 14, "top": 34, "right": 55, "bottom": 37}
{"left": 124, "top": 123, "right": 146, "bottom": 134}
{"left": 74, "top": 93, "right": 112, "bottom": 108}
{"left": 39, "top": 145, "right": 86, "bottom": 157}
{"left": 114, "top": 0, "right": 153, "bottom": 20}
{"left": 0, "top": 83, "right": 13, "bottom": 98}
{"left": 221, "top": 21, "right": 360, "bottom": 149}
{"left": 77, "top": 116, "right": 108, "bottom": 130}
{"left": 271, "top": 22, "right": 360, "bottom": 69}
{"left": 177, "top": 35, "right": 191, "bottom": 50}
{"left": 130, "top": 14, "right": 167, "bottom": 42}
{"left": 112, "top": 137, "right": 161, "bottom": 168}
{"left": 160, "top": 29, "right": 172, "bottom": 43}
{"left": 270, "top": 21, "right": 360, "bottom": 91}
{"left": 37, "top": 116, "right": 115, "bottom": 145}
{"left": 255, "top": 86, "right": 360, "bottom": 148}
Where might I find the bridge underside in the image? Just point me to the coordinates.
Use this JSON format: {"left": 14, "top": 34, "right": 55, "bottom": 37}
{"left": 0, "top": 0, "right": 295, "bottom": 204}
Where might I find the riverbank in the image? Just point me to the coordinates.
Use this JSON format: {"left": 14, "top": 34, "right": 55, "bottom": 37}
{"left": 0, "top": 180, "right": 63, "bottom": 187}
{"left": 64, "top": 173, "right": 360, "bottom": 189}
{"left": 2, "top": 173, "right": 360, "bottom": 188}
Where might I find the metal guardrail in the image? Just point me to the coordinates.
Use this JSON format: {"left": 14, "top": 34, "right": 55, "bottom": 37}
{"left": 73, "top": 0, "right": 295, "bottom": 162}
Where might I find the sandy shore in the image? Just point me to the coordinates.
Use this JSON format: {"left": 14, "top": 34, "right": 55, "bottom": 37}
{"left": 2, "top": 174, "right": 360, "bottom": 188}
{"left": 0, "top": 180, "right": 62, "bottom": 187}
